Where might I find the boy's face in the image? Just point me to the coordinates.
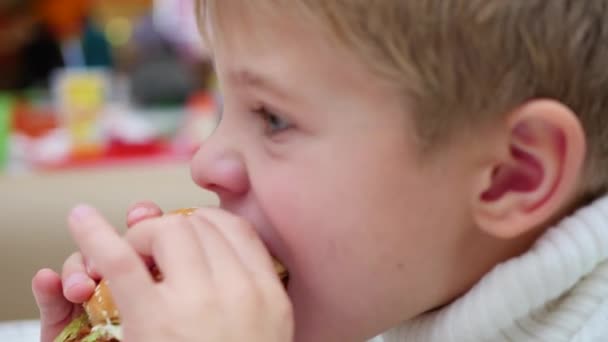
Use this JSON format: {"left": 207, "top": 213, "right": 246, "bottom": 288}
{"left": 191, "top": 7, "right": 481, "bottom": 341}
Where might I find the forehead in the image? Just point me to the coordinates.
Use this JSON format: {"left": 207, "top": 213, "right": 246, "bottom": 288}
{"left": 206, "top": 1, "right": 321, "bottom": 59}
{"left": 206, "top": 1, "right": 390, "bottom": 98}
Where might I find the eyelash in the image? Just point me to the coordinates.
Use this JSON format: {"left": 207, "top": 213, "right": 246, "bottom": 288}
{"left": 254, "top": 105, "right": 292, "bottom": 135}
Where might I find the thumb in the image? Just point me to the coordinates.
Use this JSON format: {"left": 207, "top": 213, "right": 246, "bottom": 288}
{"left": 32, "top": 269, "right": 81, "bottom": 342}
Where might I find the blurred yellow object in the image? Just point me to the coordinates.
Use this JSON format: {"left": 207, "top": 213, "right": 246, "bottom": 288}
{"left": 105, "top": 17, "right": 132, "bottom": 47}
{"left": 169, "top": 207, "right": 199, "bottom": 216}
{"left": 94, "top": 0, "right": 153, "bottom": 24}
{"left": 55, "top": 69, "right": 109, "bottom": 160}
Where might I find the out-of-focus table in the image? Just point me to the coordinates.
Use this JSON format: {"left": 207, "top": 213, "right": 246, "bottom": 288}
{"left": 0, "top": 321, "right": 387, "bottom": 342}
{"left": 0, "top": 163, "right": 217, "bottom": 322}
{"left": 0, "top": 320, "right": 39, "bottom": 342}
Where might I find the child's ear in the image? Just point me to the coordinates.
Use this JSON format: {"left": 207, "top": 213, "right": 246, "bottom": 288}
{"left": 472, "top": 99, "right": 586, "bottom": 239}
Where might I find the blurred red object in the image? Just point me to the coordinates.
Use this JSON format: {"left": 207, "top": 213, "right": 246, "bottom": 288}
{"left": 105, "top": 137, "right": 167, "bottom": 157}
{"left": 12, "top": 100, "right": 59, "bottom": 138}
{"left": 36, "top": 0, "right": 92, "bottom": 39}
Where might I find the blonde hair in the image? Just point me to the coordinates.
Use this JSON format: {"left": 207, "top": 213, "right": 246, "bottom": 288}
{"left": 199, "top": 1, "right": 608, "bottom": 197}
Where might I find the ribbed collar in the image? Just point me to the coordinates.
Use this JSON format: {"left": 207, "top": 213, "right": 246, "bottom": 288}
{"left": 383, "top": 196, "right": 608, "bottom": 342}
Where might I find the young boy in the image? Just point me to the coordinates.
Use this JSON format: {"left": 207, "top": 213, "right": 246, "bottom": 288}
{"left": 33, "top": 1, "right": 608, "bottom": 341}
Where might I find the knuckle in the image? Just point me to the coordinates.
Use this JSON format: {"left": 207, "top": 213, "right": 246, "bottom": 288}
{"left": 173, "top": 287, "right": 217, "bottom": 317}
{"left": 259, "top": 281, "right": 293, "bottom": 323}
{"left": 230, "top": 215, "right": 252, "bottom": 229}
{"left": 188, "top": 214, "right": 212, "bottom": 235}
{"left": 275, "top": 296, "right": 294, "bottom": 323}
{"left": 128, "top": 219, "right": 145, "bottom": 232}
{"left": 206, "top": 209, "right": 253, "bottom": 231}
{"left": 232, "top": 218, "right": 258, "bottom": 240}
{"left": 164, "top": 214, "right": 190, "bottom": 228}
{"left": 192, "top": 292, "right": 217, "bottom": 311}
{"left": 62, "top": 252, "right": 84, "bottom": 275}
{"left": 127, "top": 215, "right": 158, "bottom": 234}
{"left": 188, "top": 211, "right": 207, "bottom": 225}
{"left": 259, "top": 291, "right": 293, "bottom": 331}
{"left": 63, "top": 252, "right": 82, "bottom": 268}
{"left": 157, "top": 222, "right": 188, "bottom": 246}
{"left": 228, "top": 280, "right": 262, "bottom": 309}
{"left": 163, "top": 216, "right": 192, "bottom": 237}
{"left": 102, "top": 248, "right": 139, "bottom": 277}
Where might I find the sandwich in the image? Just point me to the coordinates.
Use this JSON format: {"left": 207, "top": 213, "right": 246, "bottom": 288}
{"left": 55, "top": 208, "right": 288, "bottom": 342}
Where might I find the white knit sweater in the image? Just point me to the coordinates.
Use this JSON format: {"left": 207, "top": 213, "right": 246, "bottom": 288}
{"left": 379, "top": 195, "right": 608, "bottom": 342}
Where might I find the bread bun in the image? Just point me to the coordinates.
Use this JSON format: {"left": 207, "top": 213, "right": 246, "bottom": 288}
{"left": 84, "top": 279, "right": 119, "bottom": 326}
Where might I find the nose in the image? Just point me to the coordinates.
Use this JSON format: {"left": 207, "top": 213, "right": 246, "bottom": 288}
{"left": 190, "top": 131, "right": 250, "bottom": 202}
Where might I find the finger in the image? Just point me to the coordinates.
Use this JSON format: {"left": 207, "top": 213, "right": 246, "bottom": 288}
{"left": 125, "top": 215, "right": 210, "bottom": 289}
{"left": 84, "top": 258, "right": 103, "bottom": 281}
{"left": 126, "top": 203, "right": 165, "bottom": 269}
{"left": 61, "top": 253, "right": 97, "bottom": 303}
{"left": 32, "top": 269, "right": 81, "bottom": 342}
{"left": 68, "top": 204, "right": 154, "bottom": 317}
{"left": 194, "top": 208, "right": 278, "bottom": 281}
{"left": 126, "top": 201, "right": 164, "bottom": 228}
{"left": 186, "top": 214, "right": 252, "bottom": 286}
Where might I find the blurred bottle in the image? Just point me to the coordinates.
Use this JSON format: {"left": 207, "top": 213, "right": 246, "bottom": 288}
{"left": 54, "top": 69, "right": 109, "bottom": 160}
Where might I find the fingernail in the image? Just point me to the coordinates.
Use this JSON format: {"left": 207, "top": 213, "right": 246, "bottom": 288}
{"left": 70, "top": 204, "right": 95, "bottom": 222}
{"left": 128, "top": 207, "right": 150, "bottom": 222}
{"left": 64, "top": 272, "right": 92, "bottom": 291}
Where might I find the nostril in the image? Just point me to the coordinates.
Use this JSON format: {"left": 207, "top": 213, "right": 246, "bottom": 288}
{"left": 204, "top": 183, "right": 223, "bottom": 193}
{"left": 201, "top": 181, "right": 236, "bottom": 201}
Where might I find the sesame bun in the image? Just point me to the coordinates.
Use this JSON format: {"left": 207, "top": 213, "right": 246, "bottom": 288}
{"left": 83, "top": 279, "right": 119, "bottom": 327}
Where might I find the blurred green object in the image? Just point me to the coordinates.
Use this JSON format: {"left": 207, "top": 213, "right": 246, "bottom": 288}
{"left": 0, "top": 94, "right": 14, "bottom": 170}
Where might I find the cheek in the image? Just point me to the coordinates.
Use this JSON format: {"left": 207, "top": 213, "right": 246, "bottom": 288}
{"left": 256, "top": 166, "right": 449, "bottom": 339}
{"left": 248, "top": 131, "right": 466, "bottom": 334}
{"left": 256, "top": 157, "right": 434, "bottom": 287}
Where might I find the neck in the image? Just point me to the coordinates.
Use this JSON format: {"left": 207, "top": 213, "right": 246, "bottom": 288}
{"left": 383, "top": 194, "right": 608, "bottom": 342}
{"left": 430, "top": 215, "right": 549, "bottom": 316}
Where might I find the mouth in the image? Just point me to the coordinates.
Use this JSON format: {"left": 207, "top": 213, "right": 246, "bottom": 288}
{"left": 215, "top": 202, "right": 291, "bottom": 276}
{"left": 252, "top": 231, "right": 290, "bottom": 288}
{"left": 171, "top": 207, "right": 290, "bottom": 285}
{"left": 254, "top": 228, "right": 291, "bottom": 287}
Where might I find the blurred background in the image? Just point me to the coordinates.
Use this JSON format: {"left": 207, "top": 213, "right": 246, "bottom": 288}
{"left": 0, "top": 0, "right": 220, "bottom": 334}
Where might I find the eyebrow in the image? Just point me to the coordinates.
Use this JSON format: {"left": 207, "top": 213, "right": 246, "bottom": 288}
{"left": 228, "top": 69, "right": 292, "bottom": 100}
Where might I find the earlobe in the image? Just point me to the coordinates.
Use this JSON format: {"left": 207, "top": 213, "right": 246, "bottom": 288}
{"left": 473, "top": 100, "right": 586, "bottom": 239}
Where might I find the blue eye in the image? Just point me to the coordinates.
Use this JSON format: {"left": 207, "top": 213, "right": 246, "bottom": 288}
{"left": 257, "top": 107, "right": 291, "bottom": 134}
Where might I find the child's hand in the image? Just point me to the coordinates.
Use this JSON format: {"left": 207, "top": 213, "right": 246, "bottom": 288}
{"left": 32, "top": 202, "right": 163, "bottom": 342}
{"left": 68, "top": 205, "right": 294, "bottom": 342}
